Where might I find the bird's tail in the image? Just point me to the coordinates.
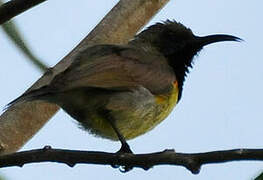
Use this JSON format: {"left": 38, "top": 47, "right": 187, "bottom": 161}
{"left": 5, "top": 85, "right": 51, "bottom": 110}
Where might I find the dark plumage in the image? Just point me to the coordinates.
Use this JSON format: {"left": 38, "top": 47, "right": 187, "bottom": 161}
{"left": 7, "top": 20, "right": 241, "bottom": 154}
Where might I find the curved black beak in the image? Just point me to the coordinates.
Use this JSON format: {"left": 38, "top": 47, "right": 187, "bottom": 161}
{"left": 195, "top": 34, "right": 243, "bottom": 47}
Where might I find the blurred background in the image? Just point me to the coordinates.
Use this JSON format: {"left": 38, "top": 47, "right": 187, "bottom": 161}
{"left": 0, "top": 0, "right": 263, "bottom": 179}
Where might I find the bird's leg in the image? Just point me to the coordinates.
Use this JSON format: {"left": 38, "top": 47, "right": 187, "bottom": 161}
{"left": 106, "top": 114, "right": 133, "bottom": 154}
{"left": 103, "top": 110, "right": 134, "bottom": 172}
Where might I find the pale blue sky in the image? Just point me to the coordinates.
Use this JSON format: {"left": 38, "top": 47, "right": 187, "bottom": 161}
{"left": 0, "top": 0, "right": 263, "bottom": 179}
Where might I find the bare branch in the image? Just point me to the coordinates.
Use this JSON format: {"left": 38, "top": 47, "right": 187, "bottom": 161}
{"left": 0, "top": 0, "right": 47, "bottom": 24}
{"left": 0, "top": 0, "right": 170, "bottom": 155}
{"left": 1, "top": 147, "right": 263, "bottom": 174}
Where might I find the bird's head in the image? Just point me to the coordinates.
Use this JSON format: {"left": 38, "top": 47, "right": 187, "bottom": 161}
{"left": 132, "top": 20, "right": 242, "bottom": 100}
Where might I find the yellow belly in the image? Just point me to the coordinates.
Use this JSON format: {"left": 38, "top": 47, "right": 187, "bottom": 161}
{"left": 121, "top": 82, "right": 179, "bottom": 140}
{"left": 154, "top": 81, "right": 179, "bottom": 124}
{"left": 80, "top": 82, "right": 179, "bottom": 140}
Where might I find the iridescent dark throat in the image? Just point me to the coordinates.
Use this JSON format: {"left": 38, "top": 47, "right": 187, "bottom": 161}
{"left": 130, "top": 20, "right": 241, "bottom": 101}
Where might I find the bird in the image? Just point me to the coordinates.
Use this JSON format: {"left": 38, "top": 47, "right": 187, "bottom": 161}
{"left": 7, "top": 20, "right": 241, "bottom": 154}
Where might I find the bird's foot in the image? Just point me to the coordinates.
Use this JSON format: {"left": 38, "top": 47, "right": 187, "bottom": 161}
{"left": 111, "top": 143, "right": 134, "bottom": 172}
{"left": 117, "top": 142, "right": 133, "bottom": 154}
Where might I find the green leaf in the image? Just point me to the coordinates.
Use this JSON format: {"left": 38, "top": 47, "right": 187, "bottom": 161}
{"left": 0, "top": 0, "right": 48, "bottom": 72}
{"left": 255, "top": 171, "right": 263, "bottom": 180}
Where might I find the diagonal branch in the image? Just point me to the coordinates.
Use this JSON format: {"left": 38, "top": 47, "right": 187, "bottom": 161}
{"left": 0, "top": 0, "right": 170, "bottom": 155}
{"left": 0, "top": 0, "right": 47, "bottom": 24}
{"left": 1, "top": 147, "right": 263, "bottom": 174}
